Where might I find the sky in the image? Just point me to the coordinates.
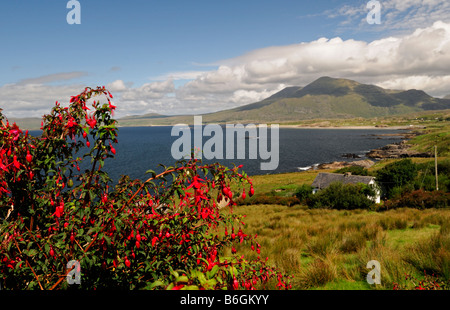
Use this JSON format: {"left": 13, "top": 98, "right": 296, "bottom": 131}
{"left": 1, "top": 0, "right": 450, "bottom": 119}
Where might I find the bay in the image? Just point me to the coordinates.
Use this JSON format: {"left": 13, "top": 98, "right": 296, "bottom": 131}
{"left": 101, "top": 126, "right": 404, "bottom": 184}
{"left": 29, "top": 126, "right": 405, "bottom": 184}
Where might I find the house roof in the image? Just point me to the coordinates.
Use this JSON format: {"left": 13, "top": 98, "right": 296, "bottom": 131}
{"left": 311, "top": 173, "right": 375, "bottom": 190}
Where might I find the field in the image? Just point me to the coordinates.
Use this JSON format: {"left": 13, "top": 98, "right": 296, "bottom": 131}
{"left": 230, "top": 204, "right": 450, "bottom": 290}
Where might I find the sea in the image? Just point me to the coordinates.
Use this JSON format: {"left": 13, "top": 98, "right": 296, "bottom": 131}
{"left": 75, "top": 126, "right": 405, "bottom": 184}
{"left": 30, "top": 126, "right": 405, "bottom": 184}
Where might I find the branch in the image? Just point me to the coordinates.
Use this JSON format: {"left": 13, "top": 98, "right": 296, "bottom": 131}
{"left": 13, "top": 238, "right": 44, "bottom": 290}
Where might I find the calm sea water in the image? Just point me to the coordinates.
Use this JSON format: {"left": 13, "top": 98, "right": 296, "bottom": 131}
{"left": 31, "top": 126, "right": 405, "bottom": 184}
{"left": 100, "top": 126, "right": 404, "bottom": 184}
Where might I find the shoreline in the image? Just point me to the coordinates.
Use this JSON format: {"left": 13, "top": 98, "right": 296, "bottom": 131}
{"left": 116, "top": 123, "right": 425, "bottom": 131}
{"left": 276, "top": 124, "right": 420, "bottom": 130}
{"left": 269, "top": 126, "right": 424, "bottom": 174}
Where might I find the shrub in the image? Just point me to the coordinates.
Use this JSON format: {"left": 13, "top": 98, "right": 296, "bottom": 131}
{"left": 306, "top": 182, "right": 376, "bottom": 210}
{"left": 294, "top": 184, "right": 313, "bottom": 203}
{"left": 0, "top": 87, "right": 291, "bottom": 290}
{"left": 376, "top": 159, "right": 418, "bottom": 199}
{"left": 382, "top": 190, "right": 450, "bottom": 210}
{"left": 415, "top": 160, "right": 450, "bottom": 192}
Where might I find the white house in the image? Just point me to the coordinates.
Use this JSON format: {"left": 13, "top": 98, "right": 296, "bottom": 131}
{"left": 311, "top": 172, "right": 381, "bottom": 204}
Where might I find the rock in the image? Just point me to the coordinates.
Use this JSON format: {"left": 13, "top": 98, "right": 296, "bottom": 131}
{"left": 351, "top": 159, "right": 375, "bottom": 168}
{"left": 366, "top": 140, "right": 432, "bottom": 159}
{"left": 316, "top": 161, "right": 350, "bottom": 170}
{"left": 341, "top": 153, "right": 361, "bottom": 159}
{"left": 315, "top": 159, "right": 375, "bottom": 170}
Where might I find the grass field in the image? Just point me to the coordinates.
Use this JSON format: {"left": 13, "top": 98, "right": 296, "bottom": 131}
{"left": 228, "top": 204, "right": 450, "bottom": 290}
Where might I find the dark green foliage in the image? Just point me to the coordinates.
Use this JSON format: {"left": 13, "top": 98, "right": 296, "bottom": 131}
{"left": 414, "top": 160, "right": 450, "bottom": 192}
{"left": 306, "top": 182, "right": 376, "bottom": 210}
{"left": 376, "top": 159, "right": 418, "bottom": 199}
{"left": 294, "top": 184, "right": 314, "bottom": 203}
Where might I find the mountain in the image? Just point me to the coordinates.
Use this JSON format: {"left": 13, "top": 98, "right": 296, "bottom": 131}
{"left": 118, "top": 76, "right": 450, "bottom": 126}
{"left": 6, "top": 77, "right": 450, "bottom": 129}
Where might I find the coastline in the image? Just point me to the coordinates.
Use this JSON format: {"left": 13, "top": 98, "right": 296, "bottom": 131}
{"left": 276, "top": 124, "right": 424, "bottom": 130}
{"left": 288, "top": 125, "right": 426, "bottom": 173}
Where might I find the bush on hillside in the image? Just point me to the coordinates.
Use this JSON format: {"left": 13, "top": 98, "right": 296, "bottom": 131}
{"left": 376, "top": 159, "right": 418, "bottom": 199}
{"left": 306, "top": 182, "right": 376, "bottom": 210}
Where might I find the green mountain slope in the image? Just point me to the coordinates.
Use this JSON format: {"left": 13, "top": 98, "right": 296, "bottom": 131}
{"left": 170, "top": 76, "right": 450, "bottom": 124}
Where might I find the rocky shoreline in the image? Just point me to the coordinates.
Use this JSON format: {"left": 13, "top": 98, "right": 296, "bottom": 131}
{"left": 306, "top": 128, "right": 432, "bottom": 171}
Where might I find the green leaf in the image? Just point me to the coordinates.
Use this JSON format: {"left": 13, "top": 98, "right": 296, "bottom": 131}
{"left": 182, "top": 285, "right": 199, "bottom": 290}
{"left": 145, "top": 170, "right": 156, "bottom": 178}
{"left": 207, "top": 264, "right": 219, "bottom": 278}
{"left": 149, "top": 280, "right": 165, "bottom": 289}
{"left": 176, "top": 276, "right": 189, "bottom": 283}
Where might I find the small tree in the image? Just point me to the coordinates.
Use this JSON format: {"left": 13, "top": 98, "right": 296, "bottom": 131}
{"left": 294, "top": 184, "right": 313, "bottom": 203}
{"left": 376, "top": 159, "right": 418, "bottom": 199}
{"left": 306, "top": 182, "right": 376, "bottom": 210}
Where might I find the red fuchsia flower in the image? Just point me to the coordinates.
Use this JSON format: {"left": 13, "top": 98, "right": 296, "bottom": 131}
{"left": 172, "top": 285, "right": 185, "bottom": 290}
{"left": 13, "top": 155, "right": 21, "bottom": 169}
{"left": 125, "top": 257, "right": 131, "bottom": 268}
{"left": 10, "top": 129, "right": 21, "bottom": 141}
{"left": 26, "top": 152, "right": 32, "bottom": 163}
{"left": 86, "top": 117, "right": 97, "bottom": 129}
{"left": 151, "top": 236, "right": 158, "bottom": 247}
{"left": 232, "top": 277, "right": 239, "bottom": 290}
{"left": 241, "top": 189, "right": 246, "bottom": 199}
{"left": 67, "top": 118, "right": 77, "bottom": 128}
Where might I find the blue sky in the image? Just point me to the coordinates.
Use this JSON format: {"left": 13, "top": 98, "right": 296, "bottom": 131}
{"left": 1, "top": 0, "right": 450, "bottom": 118}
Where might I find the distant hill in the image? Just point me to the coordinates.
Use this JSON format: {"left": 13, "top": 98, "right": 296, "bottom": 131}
{"left": 118, "top": 76, "right": 450, "bottom": 126}
{"left": 6, "top": 76, "right": 450, "bottom": 129}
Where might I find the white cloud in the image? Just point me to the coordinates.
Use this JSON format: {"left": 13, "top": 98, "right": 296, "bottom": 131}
{"left": 0, "top": 83, "right": 84, "bottom": 119}
{"left": 106, "top": 80, "right": 128, "bottom": 92}
{"left": 2, "top": 21, "right": 450, "bottom": 119}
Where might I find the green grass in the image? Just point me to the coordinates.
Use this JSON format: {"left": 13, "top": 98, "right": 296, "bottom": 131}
{"left": 229, "top": 204, "right": 450, "bottom": 290}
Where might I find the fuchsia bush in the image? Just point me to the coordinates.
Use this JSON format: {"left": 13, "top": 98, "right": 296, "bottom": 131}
{"left": 0, "top": 87, "right": 291, "bottom": 290}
